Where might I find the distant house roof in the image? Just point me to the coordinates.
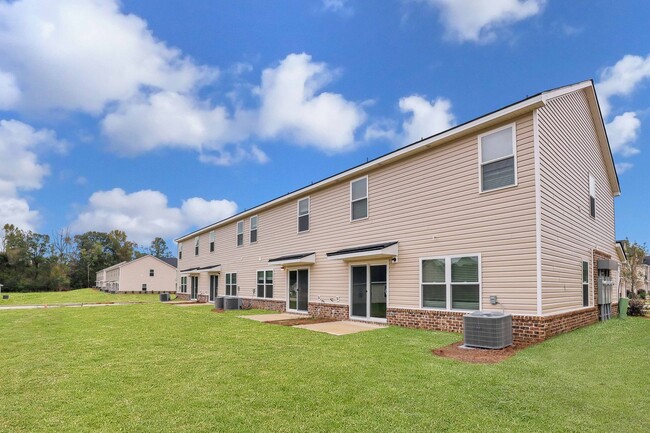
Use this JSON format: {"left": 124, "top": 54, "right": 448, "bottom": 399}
{"left": 159, "top": 257, "right": 178, "bottom": 268}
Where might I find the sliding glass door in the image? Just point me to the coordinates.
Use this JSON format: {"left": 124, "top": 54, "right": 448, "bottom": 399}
{"left": 288, "top": 269, "right": 309, "bottom": 312}
{"left": 351, "top": 264, "right": 387, "bottom": 320}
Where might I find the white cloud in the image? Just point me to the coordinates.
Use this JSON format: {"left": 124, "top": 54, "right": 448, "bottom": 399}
{"left": 596, "top": 54, "right": 650, "bottom": 118}
{"left": 605, "top": 112, "right": 641, "bottom": 157}
{"left": 322, "top": 0, "right": 353, "bottom": 16}
{"left": 0, "top": 70, "right": 20, "bottom": 109}
{"left": 615, "top": 162, "right": 633, "bottom": 174}
{"left": 0, "top": 0, "right": 216, "bottom": 114}
{"left": 419, "top": 0, "right": 545, "bottom": 43}
{"left": 198, "top": 144, "right": 269, "bottom": 166}
{"left": 398, "top": 95, "right": 455, "bottom": 145}
{"left": 71, "top": 188, "right": 238, "bottom": 244}
{"left": 0, "top": 119, "right": 63, "bottom": 232}
{"left": 257, "top": 53, "right": 366, "bottom": 153}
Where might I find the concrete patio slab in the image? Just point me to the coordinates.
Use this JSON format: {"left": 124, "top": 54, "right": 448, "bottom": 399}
{"left": 239, "top": 313, "right": 307, "bottom": 322}
{"left": 294, "top": 320, "right": 386, "bottom": 336}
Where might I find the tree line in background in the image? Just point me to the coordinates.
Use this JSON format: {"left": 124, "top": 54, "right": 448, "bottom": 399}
{"left": 0, "top": 224, "right": 173, "bottom": 292}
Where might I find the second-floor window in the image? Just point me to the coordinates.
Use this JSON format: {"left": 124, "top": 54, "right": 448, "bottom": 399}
{"left": 250, "top": 216, "right": 258, "bottom": 244}
{"left": 298, "top": 197, "right": 310, "bottom": 232}
{"left": 479, "top": 125, "right": 516, "bottom": 192}
{"left": 351, "top": 177, "right": 368, "bottom": 221}
{"left": 178, "top": 243, "right": 183, "bottom": 260}
{"left": 589, "top": 175, "right": 596, "bottom": 218}
{"left": 236, "top": 221, "right": 244, "bottom": 246}
{"left": 209, "top": 230, "right": 215, "bottom": 252}
{"left": 194, "top": 237, "right": 199, "bottom": 256}
{"left": 149, "top": 269, "right": 154, "bottom": 277}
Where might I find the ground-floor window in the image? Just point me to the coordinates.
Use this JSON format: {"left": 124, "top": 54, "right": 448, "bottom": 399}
{"left": 256, "top": 270, "right": 273, "bottom": 298}
{"left": 421, "top": 255, "right": 480, "bottom": 310}
{"left": 582, "top": 261, "right": 590, "bottom": 307}
{"left": 225, "top": 272, "right": 237, "bottom": 296}
{"left": 180, "top": 276, "right": 187, "bottom": 293}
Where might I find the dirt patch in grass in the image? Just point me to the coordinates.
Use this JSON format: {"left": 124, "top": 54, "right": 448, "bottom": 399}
{"left": 433, "top": 341, "right": 533, "bottom": 364}
{"left": 267, "top": 317, "right": 338, "bottom": 327}
{"left": 211, "top": 308, "right": 225, "bottom": 313}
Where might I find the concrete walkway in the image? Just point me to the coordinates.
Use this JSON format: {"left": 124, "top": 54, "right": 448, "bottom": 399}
{"left": 294, "top": 320, "right": 386, "bottom": 336}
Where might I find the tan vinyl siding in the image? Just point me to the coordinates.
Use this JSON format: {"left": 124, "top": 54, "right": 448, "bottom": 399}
{"left": 178, "top": 114, "right": 538, "bottom": 314}
{"left": 117, "top": 256, "right": 177, "bottom": 293}
{"left": 538, "top": 89, "right": 618, "bottom": 314}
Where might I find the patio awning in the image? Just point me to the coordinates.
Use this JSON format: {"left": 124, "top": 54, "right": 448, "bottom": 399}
{"left": 198, "top": 264, "right": 221, "bottom": 272}
{"left": 326, "top": 241, "right": 398, "bottom": 261}
{"left": 268, "top": 252, "right": 316, "bottom": 266}
{"left": 180, "top": 266, "right": 200, "bottom": 274}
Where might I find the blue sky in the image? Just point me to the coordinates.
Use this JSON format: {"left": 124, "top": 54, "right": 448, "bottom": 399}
{"left": 0, "top": 0, "right": 648, "bottom": 249}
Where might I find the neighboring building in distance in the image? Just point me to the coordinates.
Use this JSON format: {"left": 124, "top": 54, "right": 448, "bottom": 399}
{"left": 174, "top": 80, "right": 623, "bottom": 344}
{"left": 96, "top": 256, "right": 177, "bottom": 294}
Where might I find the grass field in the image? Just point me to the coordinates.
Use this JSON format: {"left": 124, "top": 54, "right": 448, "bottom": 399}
{"left": 0, "top": 288, "right": 171, "bottom": 305}
{"left": 0, "top": 302, "right": 648, "bottom": 432}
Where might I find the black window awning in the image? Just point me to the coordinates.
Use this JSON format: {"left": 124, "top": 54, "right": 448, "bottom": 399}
{"left": 268, "top": 252, "right": 316, "bottom": 266}
{"left": 326, "top": 241, "right": 398, "bottom": 261}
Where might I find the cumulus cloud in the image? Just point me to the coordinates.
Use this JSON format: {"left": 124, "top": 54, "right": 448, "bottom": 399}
{"left": 596, "top": 54, "right": 650, "bottom": 118}
{"left": 0, "top": 119, "right": 63, "bottom": 231}
{"left": 256, "top": 53, "right": 366, "bottom": 153}
{"left": 0, "top": 70, "right": 20, "bottom": 109}
{"left": 399, "top": 95, "right": 455, "bottom": 145}
{"left": 321, "top": 0, "right": 353, "bottom": 16}
{"left": 0, "top": 0, "right": 215, "bottom": 114}
{"left": 615, "top": 162, "right": 633, "bottom": 174}
{"left": 606, "top": 112, "right": 641, "bottom": 157}
{"left": 71, "top": 188, "right": 238, "bottom": 244}
{"left": 418, "top": 0, "right": 545, "bottom": 43}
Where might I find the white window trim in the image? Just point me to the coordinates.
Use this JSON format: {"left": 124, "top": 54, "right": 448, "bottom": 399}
{"left": 589, "top": 174, "right": 596, "bottom": 219}
{"left": 347, "top": 260, "right": 389, "bottom": 323}
{"left": 178, "top": 242, "right": 183, "bottom": 260}
{"left": 478, "top": 123, "right": 518, "bottom": 194}
{"left": 194, "top": 237, "right": 200, "bottom": 256}
{"left": 209, "top": 230, "right": 216, "bottom": 253}
{"left": 180, "top": 276, "right": 187, "bottom": 293}
{"left": 256, "top": 269, "right": 274, "bottom": 299}
{"left": 149, "top": 269, "right": 154, "bottom": 277}
{"left": 250, "top": 215, "right": 258, "bottom": 244}
{"left": 225, "top": 272, "right": 238, "bottom": 297}
{"left": 236, "top": 221, "right": 244, "bottom": 247}
{"left": 350, "top": 175, "right": 369, "bottom": 222}
{"left": 297, "top": 196, "right": 310, "bottom": 233}
{"left": 419, "top": 253, "right": 482, "bottom": 311}
{"left": 582, "top": 259, "right": 591, "bottom": 307}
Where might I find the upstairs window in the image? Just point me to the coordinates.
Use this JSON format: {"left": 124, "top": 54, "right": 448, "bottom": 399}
{"left": 149, "top": 269, "right": 154, "bottom": 277}
{"left": 194, "top": 237, "right": 199, "bottom": 256}
{"left": 582, "top": 261, "right": 590, "bottom": 307}
{"left": 178, "top": 243, "right": 183, "bottom": 260}
{"left": 256, "top": 270, "right": 273, "bottom": 298}
{"left": 298, "top": 197, "right": 310, "bottom": 232}
{"left": 225, "top": 272, "right": 237, "bottom": 296}
{"left": 250, "top": 216, "right": 258, "bottom": 244}
{"left": 351, "top": 176, "right": 368, "bottom": 221}
{"left": 589, "top": 175, "right": 596, "bottom": 218}
{"left": 142, "top": 284, "right": 147, "bottom": 291}
{"left": 479, "top": 125, "right": 516, "bottom": 192}
{"left": 236, "top": 221, "right": 244, "bottom": 246}
{"left": 209, "top": 230, "right": 215, "bottom": 252}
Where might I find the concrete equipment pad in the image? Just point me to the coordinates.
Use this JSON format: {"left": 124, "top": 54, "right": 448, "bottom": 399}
{"left": 239, "top": 313, "right": 307, "bottom": 322}
{"left": 294, "top": 320, "right": 386, "bottom": 335}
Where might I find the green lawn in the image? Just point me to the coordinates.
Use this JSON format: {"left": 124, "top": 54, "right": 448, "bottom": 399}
{"left": 0, "top": 288, "right": 171, "bottom": 305}
{"left": 0, "top": 303, "right": 647, "bottom": 433}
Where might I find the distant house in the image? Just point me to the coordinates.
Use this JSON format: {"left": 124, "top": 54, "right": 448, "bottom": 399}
{"left": 96, "top": 255, "right": 177, "bottom": 294}
{"left": 174, "top": 80, "right": 623, "bottom": 344}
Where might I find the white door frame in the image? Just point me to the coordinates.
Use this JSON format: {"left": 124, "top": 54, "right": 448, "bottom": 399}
{"left": 348, "top": 261, "right": 389, "bottom": 323}
{"left": 286, "top": 267, "right": 310, "bottom": 314}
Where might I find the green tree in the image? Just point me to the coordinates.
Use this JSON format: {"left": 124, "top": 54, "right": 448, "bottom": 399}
{"left": 148, "top": 237, "right": 172, "bottom": 258}
{"left": 621, "top": 239, "right": 647, "bottom": 296}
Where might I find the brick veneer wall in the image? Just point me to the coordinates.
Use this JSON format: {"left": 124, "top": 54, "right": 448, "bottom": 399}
{"left": 308, "top": 302, "right": 349, "bottom": 320}
{"left": 197, "top": 295, "right": 209, "bottom": 303}
{"left": 249, "top": 299, "right": 286, "bottom": 312}
{"left": 175, "top": 293, "right": 190, "bottom": 301}
{"left": 387, "top": 306, "right": 601, "bottom": 345}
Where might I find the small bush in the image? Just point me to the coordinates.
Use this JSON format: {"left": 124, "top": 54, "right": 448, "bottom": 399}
{"left": 627, "top": 298, "right": 646, "bottom": 317}
{"left": 638, "top": 289, "right": 647, "bottom": 300}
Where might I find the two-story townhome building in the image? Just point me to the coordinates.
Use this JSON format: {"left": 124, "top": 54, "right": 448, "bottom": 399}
{"left": 175, "top": 80, "right": 624, "bottom": 344}
{"left": 97, "top": 255, "right": 178, "bottom": 294}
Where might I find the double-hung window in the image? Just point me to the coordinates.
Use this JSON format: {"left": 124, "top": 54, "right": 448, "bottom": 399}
{"left": 250, "top": 216, "right": 258, "bottom": 244}
{"left": 225, "top": 272, "right": 237, "bottom": 296}
{"left": 236, "top": 221, "right": 244, "bottom": 246}
{"left": 582, "top": 261, "right": 590, "bottom": 307}
{"left": 149, "top": 269, "right": 154, "bottom": 277}
{"left": 479, "top": 125, "right": 516, "bottom": 192}
{"left": 421, "top": 255, "right": 480, "bottom": 310}
{"left": 194, "top": 237, "right": 199, "bottom": 256}
{"left": 256, "top": 270, "right": 273, "bottom": 298}
{"left": 209, "top": 230, "right": 215, "bottom": 252}
{"left": 351, "top": 177, "right": 368, "bottom": 220}
{"left": 180, "top": 276, "right": 187, "bottom": 293}
{"left": 298, "top": 197, "right": 310, "bottom": 232}
{"left": 589, "top": 175, "right": 596, "bottom": 218}
{"left": 178, "top": 243, "right": 183, "bottom": 260}
{"left": 142, "top": 284, "right": 147, "bottom": 291}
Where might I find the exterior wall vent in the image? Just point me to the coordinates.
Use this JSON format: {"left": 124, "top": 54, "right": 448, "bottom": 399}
{"left": 463, "top": 311, "right": 513, "bottom": 349}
